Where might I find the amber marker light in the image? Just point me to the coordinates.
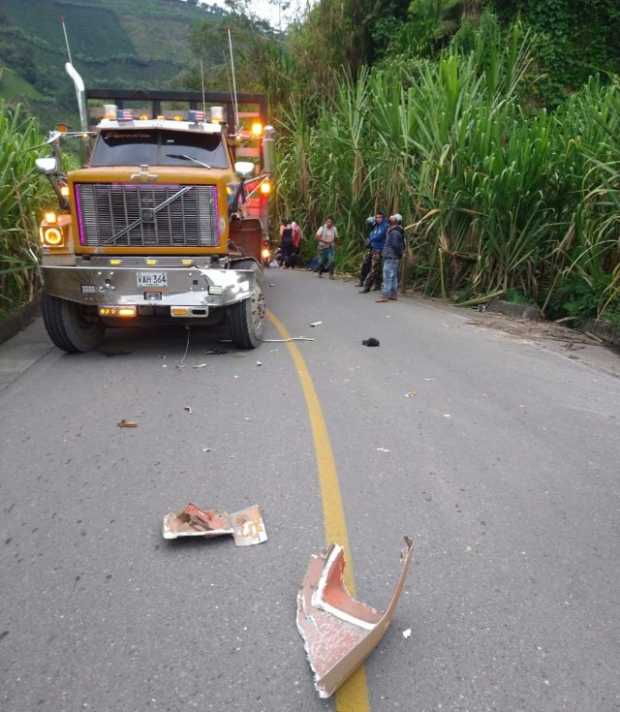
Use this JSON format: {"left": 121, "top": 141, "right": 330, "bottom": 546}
{"left": 60, "top": 185, "right": 70, "bottom": 198}
{"left": 251, "top": 121, "right": 263, "bottom": 137}
{"left": 259, "top": 179, "right": 272, "bottom": 196}
{"left": 98, "top": 306, "right": 137, "bottom": 318}
{"left": 44, "top": 211, "right": 57, "bottom": 224}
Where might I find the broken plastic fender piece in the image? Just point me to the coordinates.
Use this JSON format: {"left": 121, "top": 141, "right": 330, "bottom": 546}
{"left": 297, "top": 536, "right": 414, "bottom": 698}
{"left": 162, "top": 503, "right": 267, "bottom": 546}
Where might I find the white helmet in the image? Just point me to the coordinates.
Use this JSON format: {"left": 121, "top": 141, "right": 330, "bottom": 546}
{"left": 390, "top": 213, "right": 403, "bottom": 223}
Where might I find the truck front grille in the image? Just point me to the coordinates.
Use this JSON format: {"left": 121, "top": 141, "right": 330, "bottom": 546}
{"left": 75, "top": 183, "right": 219, "bottom": 248}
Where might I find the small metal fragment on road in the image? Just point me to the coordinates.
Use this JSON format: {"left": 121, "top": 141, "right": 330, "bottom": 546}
{"left": 443, "top": 413, "right": 451, "bottom": 418}
{"left": 402, "top": 628, "right": 412, "bottom": 639}
{"left": 309, "top": 321, "right": 323, "bottom": 327}
{"left": 362, "top": 338, "right": 380, "bottom": 347}
{"left": 193, "top": 363, "right": 207, "bottom": 369}
{"left": 117, "top": 419, "right": 138, "bottom": 428}
{"left": 376, "top": 447, "right": 390, "bottom": 453}
{"left": 256, "top": 361, "right": 262, "bottom": 366}
{"left": 162, "top": 503, "right": 268, "bottom": 546}
{"left": 297, "top": 537, "right": 414, "bottom": 698}
{"left": 184, "top": 406, "right": 192, "bottom": 414}
{"left": 201, "top": 447, "right": 212, "bottom": 453}
{"left": 261, "top": 337, "right": 315, "bottom": 343}
{"left": 404, "top": 390, "right": 416, "bottom": 398}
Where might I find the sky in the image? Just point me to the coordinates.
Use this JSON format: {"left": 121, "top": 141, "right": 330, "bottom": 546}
{"left": 197, "top": 1, "right": 309, "bottom": 29}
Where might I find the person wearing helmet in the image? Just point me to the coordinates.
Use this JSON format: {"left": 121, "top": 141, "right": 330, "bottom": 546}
{"left": 377, "top": 214, "right": 406, "bottom": 302}
{"left": 359, "top": 211, "right": 388, "bottom": 293}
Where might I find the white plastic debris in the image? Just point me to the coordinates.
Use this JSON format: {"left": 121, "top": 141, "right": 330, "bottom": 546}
{"left": 256, "top": 361, "right": 263, "bottom": 367}
{"left": 193, "top": 363, "right": 207, "bottom": 369}
{"left": 402, "top": 628, "right": 412, "bottom": 639}
{"left": 185, "top": 406, "right": 193, "bottom": 414}
{"left": 443, "top": 413, "right": 451, "bottom": 418}
{"left": 404, "top": 391, "right": 416, "bottom": 398}
{"left": 309, "top": 321, "right": 323, "bottom": 327}
{"left": 201, "top": 448, "right": 212, "bottom": 453}
{"left": 376, "top": 447, "right": 391, "bottom": 453}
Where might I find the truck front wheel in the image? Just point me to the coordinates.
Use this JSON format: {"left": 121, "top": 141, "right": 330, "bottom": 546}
{"left": 42, "top": 295, "right": 105, "bottom": 353}
{"left": 228, "top": 286, "right": 264, "bottom": 350}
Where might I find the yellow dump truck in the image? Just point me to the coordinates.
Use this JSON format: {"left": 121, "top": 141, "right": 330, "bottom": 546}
{"left": 36, "top": 63, "right": 274, "bottom": 352}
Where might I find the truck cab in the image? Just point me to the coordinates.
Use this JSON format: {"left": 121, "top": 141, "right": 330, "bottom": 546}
{"left": 37, "top": 69, "right": 274, "bottom": 352}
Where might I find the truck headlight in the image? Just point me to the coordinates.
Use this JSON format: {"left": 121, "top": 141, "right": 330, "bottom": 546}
{"left": 41, "top": 226, "right": 64, "bottom": 247}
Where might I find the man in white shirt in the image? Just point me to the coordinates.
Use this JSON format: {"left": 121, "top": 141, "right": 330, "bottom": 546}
{"left": 315, "top": 217, "right": 338, "bottom": 279}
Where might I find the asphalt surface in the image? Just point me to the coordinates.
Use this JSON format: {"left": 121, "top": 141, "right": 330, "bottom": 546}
{"left": 1, "top": 269, "right": 619, "bottom": 712}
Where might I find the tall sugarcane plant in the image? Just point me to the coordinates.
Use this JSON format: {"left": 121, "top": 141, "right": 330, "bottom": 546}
{"left": 275, "top": 17, "right": 619, "bottom": 323}
{"left": 0, "top": 102, "right": 49, "bottom": 317}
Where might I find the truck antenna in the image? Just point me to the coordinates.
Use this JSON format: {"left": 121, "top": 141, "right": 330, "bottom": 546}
{"left": 200, "top": 59, "right": 207, "bottom": 119}
{"left": 226, "top": 27, "right": 240, "bottom": 134}
{"left": 60, "top": 17, "right": 73, "bottom": 65}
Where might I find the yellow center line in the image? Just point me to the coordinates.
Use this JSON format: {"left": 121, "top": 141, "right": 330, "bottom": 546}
{"left": 267, "top": 310, "right": 371, "bottom": 712}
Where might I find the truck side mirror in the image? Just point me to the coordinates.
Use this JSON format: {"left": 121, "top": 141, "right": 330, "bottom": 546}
{"left": 234, "top": 161, "right": 255, "bottom": 178}
{"left": 36, "top": 157, "right": 59, "bottom": 175}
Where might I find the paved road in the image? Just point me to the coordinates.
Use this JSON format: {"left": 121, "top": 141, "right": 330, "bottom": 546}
{"left": 1, "top": 270, "right": 619, "bottom": 712}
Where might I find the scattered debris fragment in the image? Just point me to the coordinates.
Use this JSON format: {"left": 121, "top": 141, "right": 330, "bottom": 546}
{"left": 193, "top": 363, "right": 208, "bottom": 369}
{"left": 362, "top": 338, "right": 380, "bottom": 347}
{"left": 184, "top": 406, "right": 193, "bottom": 414}
{"left": 269, "top": 282, "right": 276, "bottom": 287}
{"left": 117, "top": 419, "right": 138, "bottom": 428}
{"left": 309, "top": 321, "right": 323, "bottom": 327}
{"left": 256, "top": 361, "right": 263, "bottom": 367}
{"left": 424, "top": 378, "right": 435, "bottom": 382}
{"left": 162, "top": 503, "right": 268, "bottom": 546}
{"left": 402, "top": 628, "right": 412, "bottom": 639}
{"left": 443, "top": 413, "right": 451, "bottom": 419}
{"left": 162, "top": 364, "right": 167, "bottom": 368}
{"left": 376, "top": 447, "right": 391, "bottom": 453}
{"left": 201, "top": 447, "right": 212, "bottom": 453}
{"left": 205, "top": 348, "right": 228, "bottom": 356}
{"left": 176, "top": 327, "right": 192, "bottom": 369}
{"left": 261, "top": 337, "right": 315, "bottom": 343}
{"left": 404, "top": 390, "right": 416, "bottom": 399}
{"left": 297, "top": 537, "right": 414, "bottom": 698}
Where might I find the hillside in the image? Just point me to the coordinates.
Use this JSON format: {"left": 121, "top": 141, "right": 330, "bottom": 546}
{"left": 0, "top": 0, "right": 227, "bottom": 128}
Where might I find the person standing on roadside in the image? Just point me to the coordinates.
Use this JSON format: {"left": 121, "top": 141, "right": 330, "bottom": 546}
{"left": 279, "top": 218, "right": 295, "bottom": 268}
{"left": 357, "top": 216, "right": 375, "bottom": 287}
{"left": 291, "top": 219, "right": 303, "bottom": 268}
{"left": 376, "top": 213, "right": 406, "bottom": 302}
{"left": 359, "top": 211, "right": 388, "bottom": 293}
{"left": 315, "top": 217, "right": 338, "bottom": 279}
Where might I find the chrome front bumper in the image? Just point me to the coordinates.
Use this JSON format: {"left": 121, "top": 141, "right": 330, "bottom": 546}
{"left": 42, "top": 260, "right": 262, "bottom": 309}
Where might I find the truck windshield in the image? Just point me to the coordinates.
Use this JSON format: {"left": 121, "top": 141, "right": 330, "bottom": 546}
{"left": 90, "top": 129, "right": 229, "bottom": 168}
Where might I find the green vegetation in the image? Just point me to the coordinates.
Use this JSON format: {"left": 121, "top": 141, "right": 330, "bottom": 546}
{"left": 0, "top": 103, "right": 50, "bottom": 318}
{"left": 199, "top": 2, "right": 618, "bottom": 325}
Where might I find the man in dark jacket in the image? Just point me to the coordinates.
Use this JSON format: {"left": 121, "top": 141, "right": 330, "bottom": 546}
{"left": 376, "top": 214, "right": 406, "bottom": 302}
{"left": 359, "top": 212, "right": 388, "bottom": 293}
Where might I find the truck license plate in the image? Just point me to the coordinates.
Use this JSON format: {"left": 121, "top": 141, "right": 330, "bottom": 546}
{"left": 137, "top": 271, "right": 167, "bottom": 288}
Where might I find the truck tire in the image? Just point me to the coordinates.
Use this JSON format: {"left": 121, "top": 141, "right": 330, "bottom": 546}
{"left": 42, "top": 295, "right": 105, "bottom": 353}
{"left": 229, "top": 285, "right": 264, "bottom": 350}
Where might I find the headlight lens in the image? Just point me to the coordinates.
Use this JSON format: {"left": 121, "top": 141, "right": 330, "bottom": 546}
{"left": 42, "top": 227, "right": 63, "bottom": 246}
{"left": 259, "top": 179, "right": 272, "bottom": 196}
{"left": 261, "top": 248, "right": 271, "bottom": 259}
